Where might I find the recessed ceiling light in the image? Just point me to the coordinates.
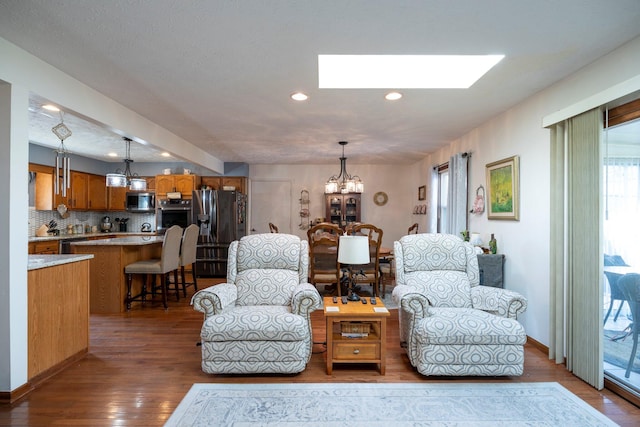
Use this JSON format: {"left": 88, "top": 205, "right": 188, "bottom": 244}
{"left": 42, "top": 104, "right": 60, "bottom": 112}
{"left": 107, "top": 152, "right": 118, "bottom": 157}
{"left": 318, "top": 55, "right": 504, "bottom": 89}
{"left": 291, "top": 92, "right": 309, "bottom": 101}
{"left": 161, "top": 152, "right": 171, "bottom": 157}
{"left": 385, "top": 92, "right": 402, "bottom": 101}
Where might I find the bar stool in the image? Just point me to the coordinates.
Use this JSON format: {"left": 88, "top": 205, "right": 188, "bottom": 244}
{"left": 179, "top": 224, "right": 200, "bottom": 297}
{"left": 124, "top": 225, "right": 182, "bottom": 310}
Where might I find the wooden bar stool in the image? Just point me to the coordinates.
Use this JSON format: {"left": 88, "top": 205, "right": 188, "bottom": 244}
{"left": 125, "top": 225, "right": 182, "bottom": 310}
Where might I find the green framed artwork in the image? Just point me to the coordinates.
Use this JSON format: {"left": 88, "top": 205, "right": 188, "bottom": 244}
{"left": 486, "top": 155, "right": 519, "bottom": 220}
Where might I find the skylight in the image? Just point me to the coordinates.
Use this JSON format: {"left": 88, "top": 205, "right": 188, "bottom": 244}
{"left": 318, "top": 55, "right": 504, "bottom": 89}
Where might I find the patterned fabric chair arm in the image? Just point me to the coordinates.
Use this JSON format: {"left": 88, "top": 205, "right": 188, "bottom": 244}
{"left": 470, "top": 286, "right": 527, "bottom": 319}
{"left": 291, "top": 283, "right": 322, "bottom": 315}
{"left": 191, "top": 283, "right": 238, "bottom": 318}
{"left": 393, "top": 285, "right": 431, "bottom": 318}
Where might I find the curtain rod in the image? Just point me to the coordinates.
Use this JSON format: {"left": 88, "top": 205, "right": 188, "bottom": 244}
{"left": 432, "top": 151, "right": 471, "bottom": 170}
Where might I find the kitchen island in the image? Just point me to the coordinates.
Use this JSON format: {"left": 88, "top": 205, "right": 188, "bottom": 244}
{"left": 28, "top": 254, "right": 93, "bottom": 382}
{"left": 71, "top": 236, "right": 164, "bottom": 313}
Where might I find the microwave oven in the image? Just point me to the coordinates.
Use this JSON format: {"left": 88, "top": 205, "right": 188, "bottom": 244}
{"left": 125, "top": 192, "right": 155, "bottom": 213}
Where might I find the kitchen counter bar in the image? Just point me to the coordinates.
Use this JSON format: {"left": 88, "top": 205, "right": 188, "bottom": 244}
{"left": 71, "top": 236, "right": 164, "bottom": 313}
{"left": 29, "top": 232, "right": 157, "bottom": 243}
{"left": 28, "top": 254, "right": 94, "bottom": 270}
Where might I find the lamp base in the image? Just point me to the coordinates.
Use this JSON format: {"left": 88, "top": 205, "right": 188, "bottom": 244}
{"left": 347, "top": 291, "right": 360, "bottom": 301}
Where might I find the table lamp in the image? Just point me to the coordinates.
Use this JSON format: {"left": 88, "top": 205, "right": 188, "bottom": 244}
{"left": 338, "top": 235, "right": 370, "bottom": 301}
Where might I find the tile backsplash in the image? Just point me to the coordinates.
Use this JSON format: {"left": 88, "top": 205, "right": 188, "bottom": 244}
{"left": 29, "top": 209, "right": 156, "bottom": 236}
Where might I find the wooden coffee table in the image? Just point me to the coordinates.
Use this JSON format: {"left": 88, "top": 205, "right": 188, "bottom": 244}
{"left": 323, "top": 296, "right": 390, "bottom": 375}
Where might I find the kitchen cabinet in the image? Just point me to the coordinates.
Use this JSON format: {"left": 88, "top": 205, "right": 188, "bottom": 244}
{"left": 325, "top": 193, "right": 361, "bottom": 229}
{"left": 155, "top": 174, "right": 201, "bottom": 198}
{"left": 108, "top": 186, "right": 127, "bottom": 211}
{"left": 87, "top": 174, "right": 107, "bottom": 210}
{"left": 28, "top": 163, "right": 54, "bottom": 211}
{"left": 28, "top": 241, "right": 59, "bottom": 254}
{"left": 69, "top": 171, "right": 88, "bottom": 209}
{"left": 200, "top": 176, "right": 247, "bottom": 194}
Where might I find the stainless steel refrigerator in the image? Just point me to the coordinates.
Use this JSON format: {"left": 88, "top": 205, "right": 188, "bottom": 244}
{"left": 192, "top": 189, "right": 247, "bottom": 277}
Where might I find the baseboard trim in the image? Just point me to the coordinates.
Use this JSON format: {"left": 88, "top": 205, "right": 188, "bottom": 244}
{"left": 526, "top": 335, "right": 548, "bottom": 355}
{"left": 0, "top": 349, "right": 87, "bottom": 405}
{"left": 0, "top": 382, "right": 33, "bottom": 405}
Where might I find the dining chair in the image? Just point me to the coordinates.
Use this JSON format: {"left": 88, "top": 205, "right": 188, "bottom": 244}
{"left": 307, "top": 223, "right": 343, "bottom": 296}
{"left": 349, "top": 223, "right": 383, "bottom": 297}
{"left": 124, "top": 225, "right": 183, "bottom": 310}
{"left": 617, "top": 273, "right": 640, "bottom": 378}
{"left": 408, "top": 223, "right": 419, "bottom": 235}
{"left": 269, "top": 222, "right": 279, "bottom": 233}
{"left": 604, "top": 254, "right": 630, "bottom": 324}
{"left": 178, "top": 224, "right": 200, "bottom": 297}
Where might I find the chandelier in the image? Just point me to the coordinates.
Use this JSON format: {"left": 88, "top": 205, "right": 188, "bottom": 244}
{"left": 52, "top": 112, "right": 72, "bottom": 196}
{"left": 106, "top": 137, "right": 147, "bottom": 190}
{"left": 324, "top": 141, "right": 364, "bottom": 194}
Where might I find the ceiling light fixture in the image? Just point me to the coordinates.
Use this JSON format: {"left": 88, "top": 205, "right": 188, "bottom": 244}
{"left": 291, "top": 92, "right": 309, "bottom": 101}
{"left": 105, "top": 137, "right": 147, "bottom": 190}
{"left": 52, "top": 111, "right": 72, "bottom": 196}
{"left": 385, "top": 91, "right": 402, "bottom": 101}
{"left": 318, "top": 54, "right": 504, "bottom": 89}
{"left": 324, "top": 141, "right": 363, "bottom": 194}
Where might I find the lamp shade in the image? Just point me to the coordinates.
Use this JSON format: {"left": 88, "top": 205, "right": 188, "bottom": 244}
{"left": 338, "top": 235, "right": 370, "bottom": 265}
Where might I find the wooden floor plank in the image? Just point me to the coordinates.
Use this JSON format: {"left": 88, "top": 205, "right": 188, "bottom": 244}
{"left": 1, "top": 279, "right": 639, "bottom": 426}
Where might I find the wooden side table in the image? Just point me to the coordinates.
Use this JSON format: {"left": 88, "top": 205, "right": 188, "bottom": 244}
{"left": 323, "top": 296, "right": 390, "bottom": 375}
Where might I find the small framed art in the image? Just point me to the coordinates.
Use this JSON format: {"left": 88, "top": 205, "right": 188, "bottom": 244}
{"left": 418, "top": 185, "right": 426, "bottom": 201}
{"left": 486, "top": 155, "right": 519, "bottom": 220}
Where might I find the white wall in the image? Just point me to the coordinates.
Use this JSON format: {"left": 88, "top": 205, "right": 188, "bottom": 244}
{"left": 250, "top": 163, "right": 415, "bottom": 248}
{"left": 423, "top": 35, "right": 640, "bottom": 345}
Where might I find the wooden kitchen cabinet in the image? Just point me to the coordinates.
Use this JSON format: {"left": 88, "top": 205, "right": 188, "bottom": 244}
{"left": 200, "top": 176, "right": 247, "bottom": 194}
{"left": 108, "top": 186, "right": 127, "bottom": 211}
{"left": 29, "top": 241, "right": 59, "bottom": 254}
{"left": 87, "top": 173, "right": 107, "bottom": 210}
{"left": 155, "top": 174, "right": 200, "bottom": 198}
{"left": 29, "top": 163, "right": 54, "bottom": 211}
{"left": 69, "top": 171, "right": 88, "bottom": 209}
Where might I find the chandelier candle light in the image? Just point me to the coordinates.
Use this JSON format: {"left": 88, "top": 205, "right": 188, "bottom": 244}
{"left": 338, "top": 235, "right": 370, "bottom": 301}
{"left": 324, "top": 141, "right": 364, "bottom": 194}
{"left": 106, "top": 137, "right": 147, "bottom": 190}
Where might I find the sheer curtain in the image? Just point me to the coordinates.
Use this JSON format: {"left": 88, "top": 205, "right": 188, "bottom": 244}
{"left": 428, "top": 168, "right": 438, "bottom": 233}
{"left": 445, "top": 153, "right": 468, "bottom": 235}
{"left": 549, "top": 107, "right": 604, "bottom": 389}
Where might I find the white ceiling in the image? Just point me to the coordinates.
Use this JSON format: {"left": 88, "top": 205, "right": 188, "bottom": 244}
{"left": 1, "top": 0, "right": 640, "bottom": 165}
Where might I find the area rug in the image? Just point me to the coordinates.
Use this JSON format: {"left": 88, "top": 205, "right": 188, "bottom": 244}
{"left": 165, "top": 382, "right": 617, "bottom": 426}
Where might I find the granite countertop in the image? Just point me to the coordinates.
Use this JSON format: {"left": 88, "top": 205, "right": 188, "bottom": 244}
{"left": 29, "top": 232, "right": 157, "bottom": 242}
{"left": 28, "top": 254, "right": 94, "bottom": 271}
{"left": 70, "top": 235, "right": 164, "bottom": 246}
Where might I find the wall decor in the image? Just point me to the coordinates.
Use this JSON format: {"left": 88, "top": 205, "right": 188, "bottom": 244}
{"left": 373, "top": 191, "right": 388, "bottom": 206}
{"left": 418, "top": 185, "right": 426, "bottom": 201}
{"left": 486, "top": 155, "right": 519, "bottom": 220}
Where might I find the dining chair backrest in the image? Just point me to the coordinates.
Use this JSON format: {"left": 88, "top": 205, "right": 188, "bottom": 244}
{"left": 161, "top": 225, "right": 183, "bottom": 273}
{"left": 269, "top": 222, "right": 279, "bottom": 233}
{"left": 619, "top": 273, "right": 640, "bottom": 314}
{"left": 307, "top": 223, "right": 342, "bottom": 293}
{"left": 180, "top": 224, "right": 199, "bottom": 266}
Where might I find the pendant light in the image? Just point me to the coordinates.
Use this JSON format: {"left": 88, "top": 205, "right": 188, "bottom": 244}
{"left": 106, "top": 137, "right": 147, "bottom": 190}
{"left": 324, "top": 141, "right": 364, "bottom": 194}
{"left": 52, "top": 112, "right": 72, "bottom": 197}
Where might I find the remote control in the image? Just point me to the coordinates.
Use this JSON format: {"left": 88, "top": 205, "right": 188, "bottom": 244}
{"left": 370, "top": 297, "right": 377, "bottom": 305}
{"left": 333, "top": 296, "right": 337, "bottom": 303}
{"left": 362, "top": 298, "right": 367, "bottom": 304}
{"left": 341, "top": 296, "right": 348, "bottom": 304}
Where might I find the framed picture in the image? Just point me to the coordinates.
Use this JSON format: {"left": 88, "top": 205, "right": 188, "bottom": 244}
{"left": 418, "top": 185, "right": 426, "bottom": 201}
{"left": 486, "top": 155, "right": 520, "bottom": 220}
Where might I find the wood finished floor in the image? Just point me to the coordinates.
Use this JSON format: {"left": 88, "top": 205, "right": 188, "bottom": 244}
{"left": 1, "top": 279, "right": 640, "bottom": 426}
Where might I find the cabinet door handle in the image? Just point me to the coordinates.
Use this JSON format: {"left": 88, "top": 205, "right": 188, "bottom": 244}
{"left": 353, "top": 349, "right": 360, "bottom": 354}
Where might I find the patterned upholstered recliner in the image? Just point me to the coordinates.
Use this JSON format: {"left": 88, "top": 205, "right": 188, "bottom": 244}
{"left": 191, "top": 233, "right": 321, "bottom": 374}
{"left": 392, "top": 234, "right": 527, "bottom": 376}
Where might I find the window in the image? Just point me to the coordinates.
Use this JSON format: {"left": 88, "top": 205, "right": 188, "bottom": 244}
{"left": 437, "top": 163, "right": 449, "bottom": 233}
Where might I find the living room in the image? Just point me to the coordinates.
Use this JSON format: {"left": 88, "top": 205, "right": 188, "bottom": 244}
{"left": 2, "top": 2, "right": 640, "bottom": 424}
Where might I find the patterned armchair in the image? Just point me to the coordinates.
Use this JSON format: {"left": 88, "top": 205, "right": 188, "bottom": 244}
{"left": 392, "top": 234, "right": 527, "bottom": 376}
{"left": 191, "top": 233, "right": 322, "bottom": 374}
